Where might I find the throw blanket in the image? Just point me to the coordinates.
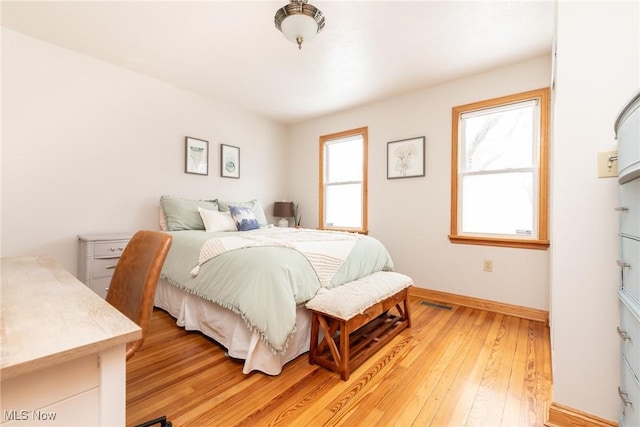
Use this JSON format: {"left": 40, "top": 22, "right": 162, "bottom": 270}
{"left": 191, "top": 228, "right": 361, "bottom": 288}
{"left": 160, "top": 228, "right": 394, "bottom": 354}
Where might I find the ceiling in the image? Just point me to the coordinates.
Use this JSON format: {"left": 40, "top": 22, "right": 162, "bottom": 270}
{"left": 1, "top": 1, "right": 555, "bottom": 125}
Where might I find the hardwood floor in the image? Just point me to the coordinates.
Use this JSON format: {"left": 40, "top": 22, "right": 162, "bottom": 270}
{"left": 126, "top": 297, "right": 552, "bottom": 426}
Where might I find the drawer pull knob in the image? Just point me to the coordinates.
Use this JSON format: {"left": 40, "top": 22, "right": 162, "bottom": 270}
{"left": 105, "top": 265, "right": 117, "bottom": 270}
{"left": 618, "top": 387, "right": 633, "bottom": 407}
{"left": 617, "top": 327, "right": 632, "bottom": 341}
{"left": 618, "top": 260, "right": 631, "bottom": 269}
{"left": 615, "top": 207, "right": 629, "bottom": 212}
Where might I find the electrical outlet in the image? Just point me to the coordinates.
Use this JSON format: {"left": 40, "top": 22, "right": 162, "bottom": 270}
{"left": 597, "top": 150, "right": 618, "bottom": 178}
{"left": 483, "top": 259, "right": 493, "bottom": 272}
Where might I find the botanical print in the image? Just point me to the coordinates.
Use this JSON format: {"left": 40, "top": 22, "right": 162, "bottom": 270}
{"left": 221, "top": 144, "right": 240, "bottom": 178}
{"left": 387, "top": 137, "right": 425, "bottom": 179}
{"left": 189, "top": 145, "right": 206, "bottom": 173}
{"left": 185, "top": 137, "right": 208, "bottom": 175}
{"left": 393, "top": 142, "right": 418, "bottom": 176}
{"left": 224, "top": 157, "right": 236, "bottom": 174}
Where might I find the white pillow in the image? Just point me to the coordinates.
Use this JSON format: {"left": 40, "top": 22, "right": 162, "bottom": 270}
{"left": 159, "top": 207, "right": 168, "bottom": 231}
{"left": 198, "top": 208, "right": 237, "bottom": 232}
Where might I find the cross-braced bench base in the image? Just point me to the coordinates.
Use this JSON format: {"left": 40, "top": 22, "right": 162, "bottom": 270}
{"left": 306, "top": 272, "right": 412, "bottom": 381}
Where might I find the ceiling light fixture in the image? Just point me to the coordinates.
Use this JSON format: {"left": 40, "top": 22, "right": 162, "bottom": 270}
{"left": 274, "top": 0, "right": 325, "bottom": 50}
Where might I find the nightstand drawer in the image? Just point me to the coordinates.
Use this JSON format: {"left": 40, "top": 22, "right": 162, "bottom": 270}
{"left": 619, "top": 356, "right": 640, "bottom": 427}
{"left": 77, "top": 233, "right": 132, "bottom": 299}
{"left": 93, "top": 241, "right": 128, "bottom": 258}
{"left": 620, "top": 179, "right": 640, "bottom": 238}
{"left": 619, "top": 295, "right": 640, "bottom": 379}
{"left": 620, "top": 237, "right": 640, "bottom": 306}
{"left": 92, "top": 277, "right": 112, "bottom": 299}
{"left": 92, "top": 257, "right": 120, "bottom": 278}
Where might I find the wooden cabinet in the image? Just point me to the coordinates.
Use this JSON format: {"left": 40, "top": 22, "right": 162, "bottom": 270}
{"left": 616, "top": 90, "right": 640, "bottom": 427}
{"left": 77, "top": 233, "right": 131, "bottom": 299}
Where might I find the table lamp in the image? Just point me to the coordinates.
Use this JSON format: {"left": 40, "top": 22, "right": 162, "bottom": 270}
{"left": 273, "top": 201, "right": 294, "bottom": 227}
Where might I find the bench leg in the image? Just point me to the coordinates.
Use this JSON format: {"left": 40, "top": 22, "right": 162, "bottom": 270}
{"left": 315, "top": 317, "right": 340, "bottom": 356}
{"left": 392, "top": 289, "right": 412, "bottom": 328}
{"left": 339, "top": 321, "right": 350, "bottom": 381}
{"left": 404, "top": 293, "right": 412, "bottom": 328}
{"left": 318, "top": 315, "right": 342, "bottom": 367}
{"left": 309, "top": 312, "right": 319, "bottom": 365}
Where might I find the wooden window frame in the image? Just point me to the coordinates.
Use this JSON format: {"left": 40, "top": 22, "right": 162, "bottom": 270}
{"left": 449, "top": 88, "right": 550, "bottom": 250}
{"left": 319, "top": 127, "right": 368, "bottom": 234}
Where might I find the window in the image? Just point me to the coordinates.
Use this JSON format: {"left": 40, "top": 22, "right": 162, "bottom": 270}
{"left": 319, "top": 127, "right": 368, "bottom": 233}
{"left": 450, "top": 88, "right": 550, "bottom": 249}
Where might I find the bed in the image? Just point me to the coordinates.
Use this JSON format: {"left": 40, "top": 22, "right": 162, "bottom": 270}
{"left": 154, "top": 196, "right": 395, "bottom": 375}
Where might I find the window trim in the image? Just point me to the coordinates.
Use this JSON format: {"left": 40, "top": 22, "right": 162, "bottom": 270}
{"left": 449, "top": 88, "right": 550, "bottom": 250}
{"left": 318, "top": 127, "right": 368, "bottom": 234}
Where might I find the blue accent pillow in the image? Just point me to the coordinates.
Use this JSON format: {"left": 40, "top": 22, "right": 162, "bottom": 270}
{"left": 229, "top": 206, "right": 260, "bottom": 231}
{"left": 216, "top": 199, "right": 267, "bottom": 228}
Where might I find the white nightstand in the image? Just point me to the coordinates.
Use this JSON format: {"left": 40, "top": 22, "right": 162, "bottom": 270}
{"left": 77, "top": 233, "right": 132, "bottom": 299}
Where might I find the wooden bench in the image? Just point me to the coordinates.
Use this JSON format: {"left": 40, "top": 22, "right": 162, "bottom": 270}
{"left": 305, "top": 271, "right": 412, "bottom": 380}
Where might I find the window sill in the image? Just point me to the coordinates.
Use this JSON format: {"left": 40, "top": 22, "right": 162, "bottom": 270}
{"left": 448, "top": 235, "right": 549, "bottom": 250}
{"left": 320, "top": 227, "right": 368, "bottom": 235}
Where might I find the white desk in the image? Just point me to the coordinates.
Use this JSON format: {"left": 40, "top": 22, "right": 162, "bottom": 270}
{"left": 1, "top": 256, "right": 141, "bottom": 426}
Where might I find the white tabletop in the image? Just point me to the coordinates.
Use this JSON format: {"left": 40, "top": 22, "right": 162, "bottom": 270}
{"left": 0, "top": 256, "right": 141, "bottom": 380}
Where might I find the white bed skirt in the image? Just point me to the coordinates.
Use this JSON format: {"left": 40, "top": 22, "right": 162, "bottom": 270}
{"left": 154, "top": 278, "right": 312, "bottom": 375}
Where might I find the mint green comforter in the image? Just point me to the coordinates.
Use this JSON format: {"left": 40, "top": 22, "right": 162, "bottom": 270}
{"left": 159, "top": 228, "right": 394, "bottom": 354}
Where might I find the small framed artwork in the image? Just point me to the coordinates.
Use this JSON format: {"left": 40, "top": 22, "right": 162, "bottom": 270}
{"left": 220, "top": 144, "right": 240, "bottom": 178}
{"left": 387, "top": 136, "right": 425, "bottom": 179}
{"left": 185, "top": 137, "right": 209, "bottom": 175}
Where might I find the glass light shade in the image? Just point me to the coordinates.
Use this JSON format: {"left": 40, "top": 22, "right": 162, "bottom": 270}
{"left": 280, "top": 14, "right": 319, "bottom": 45}
{"left": 275, "top": 1, "right": 325, "bottom": 49}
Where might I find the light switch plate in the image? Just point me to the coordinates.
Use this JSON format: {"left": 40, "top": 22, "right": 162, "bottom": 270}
{"left": 597, "top": 150, "right": 618, "bottom": 178}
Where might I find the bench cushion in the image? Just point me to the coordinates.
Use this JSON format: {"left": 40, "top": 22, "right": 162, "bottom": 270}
{"left": 305, "top": 271, "right": 412, "bottom": 320}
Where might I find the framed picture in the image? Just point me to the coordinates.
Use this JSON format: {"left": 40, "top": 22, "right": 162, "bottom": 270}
{"left": 185, "top": 137, "right": 209, "bottom": 175}
{"left": 220, "top": 144, "right": 240, "bottom": 178}
{"left": 387, "top": 136, "right": 425, "bottom": 179}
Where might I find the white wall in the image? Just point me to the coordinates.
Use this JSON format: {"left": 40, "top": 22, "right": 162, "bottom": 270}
{"left": 1, "top": 29, "right": 288, "bottom": 274}
{"left": 551, "top": 1, "right": 640, "bottom": 421}
{"left": 288, "top": 56, "right": 552, "bottom": 311}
